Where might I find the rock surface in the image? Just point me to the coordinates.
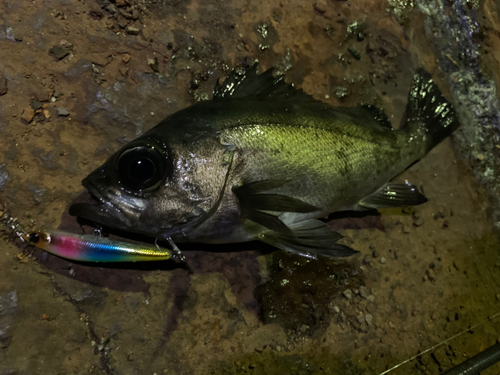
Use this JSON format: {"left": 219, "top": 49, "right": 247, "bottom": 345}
{"left": 0, "top": 0, "right": 499, "bottom": 374}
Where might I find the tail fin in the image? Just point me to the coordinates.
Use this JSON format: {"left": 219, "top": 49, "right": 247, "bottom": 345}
{"left": 404, "top": 69, "right": 460, "bottom": 152}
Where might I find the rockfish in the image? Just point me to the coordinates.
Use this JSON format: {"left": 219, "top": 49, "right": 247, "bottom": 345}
{"left": 70, "top": 66, "right": 459, "bottom": 259}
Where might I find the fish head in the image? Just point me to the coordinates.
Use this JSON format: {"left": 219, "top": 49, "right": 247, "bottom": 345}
{"left": 70, "top": 132, "right": 234, "bottom": 240}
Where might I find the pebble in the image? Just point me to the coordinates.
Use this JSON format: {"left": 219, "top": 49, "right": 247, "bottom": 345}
{"left": 49, "top": 45, "right": 70, "bottom": 60}
{"left": 122, "top": 53, "right": 131, "bottom": 63}
{"left": 343, "top": 289, "right": 353, "bottom": 299}
{"left": 402, "top": 225, "right": 411, "bottom": 234}
{"left": 0, "top": 71, "right": 7, "bottom": 95}
{"left": 365, "top": 314, "right": 373, "bottom": 326}
{"left": 379, "top": 257, "right": 386, "bottom": 264}
{"left": 275, "top": 345, "right": 282, "bottom": 352}
{"left": 254, "top": 345, "right": 265, "bottom": 353}
{"left": 30, "top": 100, "right": 43, "bottom": 110}
{"left": 106, "top": 4, "right": 117, "bottom": 14}
{"left": 313, "top": 0, "right": 327, "bottom": 13}
{"left": 333, "top": 305, "right": 340, "bottom": 313}
{"left": 344, "top": 306, "right": 357, "bottom": 317}
{"left": 363, "top": 255, "right": 372, "bottom": 264}
{"left": 57, "top": 107, "right": 69, "bottom": 116}
{"left": 119, "top": 8, "right": 132, "bottom": 19}
{"left": 117, "top": 17, "right": 128, "bottom": 29}
{"left": 299, "top": 324, "right": 309, "bottom": 333}
{"left": 356, "top": 313, "right": 365, "bottom": 324}
{"left": 414, "top": 217, "right": 424, "bottom": 226}
{"left": 496, "top": 293, "right": 500, "bottom": 301}
{"left": 359, "top": 286, "right": 370, "bottom": 299}
{"left": 127, "top": 26, "right": 140, "bottom": 35}
{"left": 367, "top": 295, "right": 375, "bottom": 302}
{"left": 21, "top": 107, "right": 35, "bottom": 123}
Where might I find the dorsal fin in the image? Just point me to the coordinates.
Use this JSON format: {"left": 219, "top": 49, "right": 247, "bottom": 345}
{"left": 212, "top": 64, "right": 395, "bottom": 132}
{"left": 213, "top": 64, "right": 319, "bottom": 104}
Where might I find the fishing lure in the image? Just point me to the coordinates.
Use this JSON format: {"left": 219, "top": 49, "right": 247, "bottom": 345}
{"left": 23, "top": 230, "right": 184, "bottom": 262}
{"left": 1, "top": 212, "right": 184, "bottom": 262}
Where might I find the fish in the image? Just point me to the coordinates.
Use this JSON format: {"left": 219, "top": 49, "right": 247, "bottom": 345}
{"left": 23, "top": 230, "right": 182, "bottom": 262}
{"left": 69, "top": 65, "right": 459, "bottom": 260}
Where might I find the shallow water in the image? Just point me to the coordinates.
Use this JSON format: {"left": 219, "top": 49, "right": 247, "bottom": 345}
{"left": 0, "top": 0, "right": 500, "bottom": 374}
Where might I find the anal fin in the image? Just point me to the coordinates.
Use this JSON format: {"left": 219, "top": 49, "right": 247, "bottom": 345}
{"left": 258, "top": 220, "right": 358, "bottom": 260}
{"left": 358, "top": 181, "right": 428, "bottom": 209}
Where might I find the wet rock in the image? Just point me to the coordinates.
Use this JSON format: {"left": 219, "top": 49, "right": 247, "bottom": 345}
{"left": 0, "top": 71, "right": 7, "bottom": 95}
{"left": 379, "top": 257, "right": 386, "bottom": 264}
{"left": 21, "top": 107, "right": 35, "bottom": 123}
{"left": 343, "top": 289, "right": 353, "bottom": 299}
{"left": 0, "top": 164, "right": 9, "bottom": 190}
{"left": 57, "top": 107, "right": 69, "bottom": 116}
{"left": 29, "top": 185, "right": 47, "bottom": 204}
{"left": 49, "top": 45, "right": 70, "bottom": 60}
{"left": 0, "top": 291, "right": 18, "bottom": 349}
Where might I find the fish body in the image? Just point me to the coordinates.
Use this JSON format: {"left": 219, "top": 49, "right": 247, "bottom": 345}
{"left": 70, "top": 66, "right": 459, "bottom": 259}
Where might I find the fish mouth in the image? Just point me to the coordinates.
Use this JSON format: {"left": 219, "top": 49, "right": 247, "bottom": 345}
{"left": 69, "top": 178, "right": 135, "bottom": 231}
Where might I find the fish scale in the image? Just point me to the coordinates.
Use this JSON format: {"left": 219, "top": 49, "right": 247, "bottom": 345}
{"left": 221, "top": 123, "right": 411, "bottom": 214}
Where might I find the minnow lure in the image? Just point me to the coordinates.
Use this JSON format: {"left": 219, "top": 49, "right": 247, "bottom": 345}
{"left": 1, "top": 212, "right": 184, "bottom": 262}
{"left": 22, "top": 230, "right": 185, "bottom": 262}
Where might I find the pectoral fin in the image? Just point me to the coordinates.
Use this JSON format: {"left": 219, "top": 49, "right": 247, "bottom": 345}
{"left": 358, "top": 181, "right": 428, "bottom": 209}
{"left": 258, "top": 220, "right": 358, "bottom": 260}
{"left": 232, "top": 180, "right": 318, "bottom": 234}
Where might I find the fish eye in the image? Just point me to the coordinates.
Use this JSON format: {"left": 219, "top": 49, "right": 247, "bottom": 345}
{"left": 29, "top": 232, "right": 40, "bottom": 244}
{"left": 117, "top": 146, "right": 166, "bottom": 190}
